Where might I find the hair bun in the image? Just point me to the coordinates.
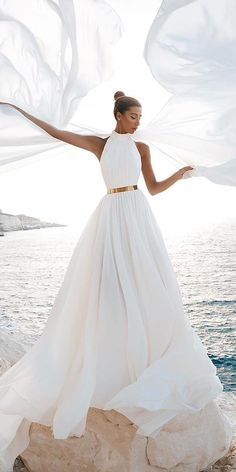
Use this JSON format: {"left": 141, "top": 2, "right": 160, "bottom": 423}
{"left": 114, "top": 91, "right": 125, "bottom": 101}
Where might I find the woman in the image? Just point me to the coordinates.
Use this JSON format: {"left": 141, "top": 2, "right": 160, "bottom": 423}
{"left": 0, "top": 92, "right": 230, "bottom": 471}
{"left": 3, "top": 91, "right": 192, "bottom": 185}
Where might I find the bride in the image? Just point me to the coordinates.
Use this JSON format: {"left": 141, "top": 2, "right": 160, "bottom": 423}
{"left": 1, "top": 91, "right": 192, "bottom": 184}
{"left": 0, "top": 91, "right": 232, "bottom": 471}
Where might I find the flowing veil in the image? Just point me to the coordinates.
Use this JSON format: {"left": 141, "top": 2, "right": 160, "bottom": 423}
{"left": 0, "top": 0, "right": 122, "bottom": 170}
{"left": 0, "top": 0, "right": 236, "bottom": 188}
{"left": 141, "top": 0, "right": 236, "bottom": 186}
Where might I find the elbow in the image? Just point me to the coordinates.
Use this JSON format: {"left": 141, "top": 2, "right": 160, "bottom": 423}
{"left": 50, "top": 127, "right": 60, "bottom": 139}
{"left": 149, "top": 182, "right": 159, "bottom": 196}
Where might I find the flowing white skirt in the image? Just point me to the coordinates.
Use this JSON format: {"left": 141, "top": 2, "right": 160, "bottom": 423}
{"left": 0, "top": 189, "right": 223, "bottom": 470}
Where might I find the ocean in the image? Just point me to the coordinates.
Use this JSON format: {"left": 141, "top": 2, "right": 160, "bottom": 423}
{"left": 0, "top": 219, "right": 235, "bottom": 393}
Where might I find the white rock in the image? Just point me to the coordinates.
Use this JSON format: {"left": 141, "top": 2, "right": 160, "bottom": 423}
{"left": 21, "top": 410, "right": 152, "bottom": 472}
{"left": 0, "top": 331, "right": 234, "bottom": 472}
{"left": 146, "top": 400, "right": 232, "bottom": 471}
{"left": 0, "top": 358, "right": 11, "bottom": 375}
{"left": 0, "top": 330, "right": 27, "bottom": 366}
{"left": 19, "top": 401, "right": 233, "bottom": 472}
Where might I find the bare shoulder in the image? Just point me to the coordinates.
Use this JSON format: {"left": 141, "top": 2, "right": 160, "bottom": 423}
{"left": 52, "top": 130, "right": 109, "bottom": 160}
{"left": 134, "top": 141, "right": 151, "bottom": 160}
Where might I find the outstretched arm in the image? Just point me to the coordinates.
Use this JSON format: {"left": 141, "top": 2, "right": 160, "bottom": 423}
{"left": 138, "top": 142, "right": 194, "bottom": 195}
{"left": 0, "top": 102, "right": 103, "bottom": 157}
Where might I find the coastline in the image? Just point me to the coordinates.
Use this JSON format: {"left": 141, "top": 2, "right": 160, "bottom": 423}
{"left": 0, "top": 210, "right": 66, "bottom": 233}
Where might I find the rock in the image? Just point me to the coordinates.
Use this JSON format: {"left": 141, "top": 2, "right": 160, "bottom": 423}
{"left": 146, "top": 401, "right": 232, "bottom": 471}
{"left": 204, "top": 432, "right": 236, "bottom": 471}
{"left": 0, "top": 330, "right": 27, "bottom": 373}
{"left": 13, "top": 457, "right": 28, "bottom": 472}
{"left": 0, "top": 212, "right": 22, "bottom": 231}
{"left": 0, "top": 209, "right": 66, "bottom": 232}
{"left": 20, "top": 401, "right": 233, "bottom": 472}
{"left": 0, "top": 331, "right": 235, "bottom": 471}
{"left": 20, "top": 409, "right": 150, "bottom": 472}
{"left": 0, "top": 357, "right": 12, "bottom": 375}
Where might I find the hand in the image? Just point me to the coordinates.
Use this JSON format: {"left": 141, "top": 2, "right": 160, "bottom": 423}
{"left": 176, "top": 166, "right": 194, "bottom": 180}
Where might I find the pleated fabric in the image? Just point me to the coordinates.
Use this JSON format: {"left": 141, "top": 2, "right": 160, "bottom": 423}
{"left": 0, "top": 131, "right": 226, "bottom": 471}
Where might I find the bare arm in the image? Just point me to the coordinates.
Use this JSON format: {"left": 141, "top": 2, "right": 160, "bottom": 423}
{"left": 137, "top": 142, "right": 194, "bottom": 195}
{"left": 1, "top": 103, "right": 104, "bottom": 157}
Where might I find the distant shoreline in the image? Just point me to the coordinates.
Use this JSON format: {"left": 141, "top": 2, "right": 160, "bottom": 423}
{"left": 0, "top": 210, "right": 67, "bottom": 234}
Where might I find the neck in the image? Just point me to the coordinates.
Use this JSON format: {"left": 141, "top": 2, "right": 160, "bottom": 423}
{"left": 114, "top": 128, "right": 128, "bottom": 134}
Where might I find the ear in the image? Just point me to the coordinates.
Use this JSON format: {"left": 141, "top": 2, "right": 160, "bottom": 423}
{"left": 116, "top": 112, "right": 121, "bottom": 121}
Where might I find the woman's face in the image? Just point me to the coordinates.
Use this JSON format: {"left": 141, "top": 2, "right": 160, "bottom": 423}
{"left": 116, "top": 106, "right": 142, "bottom": 134}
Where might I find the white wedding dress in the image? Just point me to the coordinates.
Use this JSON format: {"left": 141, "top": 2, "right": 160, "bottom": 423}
{"left": 0, "top": 130, "right": 229, "bottom": 471}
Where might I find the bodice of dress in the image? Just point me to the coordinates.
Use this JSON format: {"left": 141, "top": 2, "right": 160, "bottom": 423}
{"left": 100, "top": 130, "right": 142, "bottom": 189}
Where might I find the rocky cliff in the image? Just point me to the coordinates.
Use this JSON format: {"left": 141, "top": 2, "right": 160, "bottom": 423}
{"left": 0, "top": 210, "right": 66, "bottom": 232}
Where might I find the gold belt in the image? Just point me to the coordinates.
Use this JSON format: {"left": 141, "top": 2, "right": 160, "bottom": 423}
{"left": 107, "top": 185, "right": 138, "bottom": 194}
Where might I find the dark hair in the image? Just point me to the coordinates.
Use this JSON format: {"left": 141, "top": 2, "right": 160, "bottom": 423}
{"left": 113, "top": 91, "right": 141, "bottom": 119}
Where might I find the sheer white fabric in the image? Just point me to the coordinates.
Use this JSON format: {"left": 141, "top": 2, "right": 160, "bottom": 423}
{"left": 0, "top": 0, "right": 236, "bottom": 187}
{"left": 143, "top": 0, "right": 236, "bottom": 186}
{"left": 0, "top": 0, "right": 122, "bottom": 169}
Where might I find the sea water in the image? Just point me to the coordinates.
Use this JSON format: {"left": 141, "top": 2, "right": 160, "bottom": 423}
{"left": 0, "top": 220, "right": 235, "bottom": 393}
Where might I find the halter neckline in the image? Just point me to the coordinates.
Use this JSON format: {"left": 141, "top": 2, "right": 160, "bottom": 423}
{"left": 111, "top": 130, "right": 132, "bottom": 137}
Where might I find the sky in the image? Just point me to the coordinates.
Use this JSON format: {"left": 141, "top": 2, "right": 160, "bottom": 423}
{"left": 0, "top": 0, "right": 235, "bottom": 235}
